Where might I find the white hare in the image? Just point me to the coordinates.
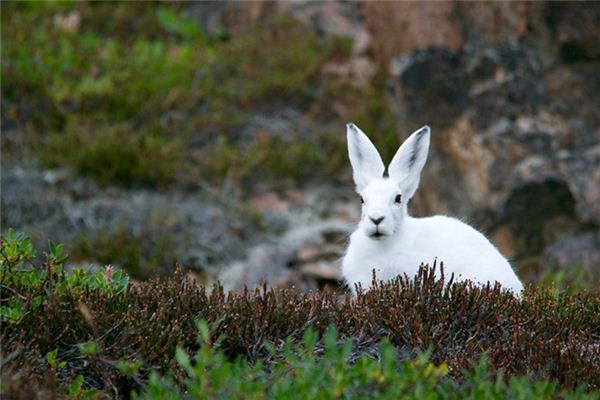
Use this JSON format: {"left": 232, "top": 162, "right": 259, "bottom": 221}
{"left": 342, "top": 123, "right": 523, "bottom": 294}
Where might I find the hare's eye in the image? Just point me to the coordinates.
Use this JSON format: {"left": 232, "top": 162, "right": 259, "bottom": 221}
{"left": 394, "top": 194, "right": 402, "bottom": 204}
{"left": 360, "top": 196, "right": 364, "bottom": 204}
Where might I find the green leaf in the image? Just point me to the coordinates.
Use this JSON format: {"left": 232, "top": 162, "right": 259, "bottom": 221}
{"left": 68, "top": 375, "right": 84, "bottom": 398}
{"left": 117, "top": 359, "right": 143, "bottom": 376}
{"left": 46, "top": 349, "right": 59, "bottom": 366}
{"left": 198, "top": 319, "right": 210, "bottom": 345}
{"left": 77, "top": 341, "right": 99, "bottom": 356}
{"left": 175, "top": 347, "right": 192, "bottom": 374}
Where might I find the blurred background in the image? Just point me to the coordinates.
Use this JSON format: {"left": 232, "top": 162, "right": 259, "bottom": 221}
{"left": 2, "top": 1, "right": 599, "bottom": 291}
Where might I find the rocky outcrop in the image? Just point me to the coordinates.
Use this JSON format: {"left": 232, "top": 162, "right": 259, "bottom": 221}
{"left": 364, "top": 1, "right": 600, "bottom": 275}
{"left": 1, "top": 162, "right": 262, "bottom": 277}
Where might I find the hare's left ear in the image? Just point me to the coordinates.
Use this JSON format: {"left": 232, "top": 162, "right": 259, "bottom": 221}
{"left": 388, "top": 125, "right": 430, "bottom": 199}
{"left": 347, "top": 123, "right": 385, "bottom": 193}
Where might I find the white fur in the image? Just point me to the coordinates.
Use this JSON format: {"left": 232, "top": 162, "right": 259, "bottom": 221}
{"left": 342, "top": 123, "right": 523, "bottom": 294}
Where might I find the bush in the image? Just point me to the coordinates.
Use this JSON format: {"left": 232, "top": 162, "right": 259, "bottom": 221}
{"left": 41, "top": 119, "right": 183, "bottom": 187}
{"left": 2, "top": 229, "right": 599, "bottom": 398}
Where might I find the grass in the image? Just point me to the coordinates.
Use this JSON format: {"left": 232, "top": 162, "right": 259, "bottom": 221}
{"left": 2, "top": 230, "right": 599, "bottom": 398}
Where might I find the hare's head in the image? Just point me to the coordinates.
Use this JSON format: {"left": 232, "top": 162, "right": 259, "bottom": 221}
{"left": 347, "top": 123, "right": 430, "bottom": 240}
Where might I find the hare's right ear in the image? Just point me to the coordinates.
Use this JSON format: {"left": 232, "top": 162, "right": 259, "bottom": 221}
{"left": 347, "top": 123, "right": 384, "bottom": 193}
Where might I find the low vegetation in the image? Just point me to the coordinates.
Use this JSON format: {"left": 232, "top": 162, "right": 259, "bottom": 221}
{"left": 2, "top": 229, "right": 599, "bottom": 398}
{"left": 70, "top": 224, "right": 181, "bottom": 280}
{"left": 2, "top": 2, "right": 396, "bottom": 189}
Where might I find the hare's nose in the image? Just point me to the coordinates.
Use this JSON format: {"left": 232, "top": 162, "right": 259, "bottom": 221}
{"left": 369, "top": 216, "right": 384, "bottom": 225}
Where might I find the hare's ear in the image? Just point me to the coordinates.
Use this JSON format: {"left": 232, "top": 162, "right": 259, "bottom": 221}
{"left": 347, "top": 123, "right": 385, "bottom": 193}
{"left": 388, "top": 125, "right": 430, "bottom": 199}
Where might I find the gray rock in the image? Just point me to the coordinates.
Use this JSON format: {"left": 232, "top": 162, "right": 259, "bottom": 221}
{"left": 563, "top": 144, "right": 600, "bottom": 225}
{"left": 219, "top": 217, "right": 352, "bottom": 291}
{"left": 542, "top": 232, "right": 600, "bottom": 274}
{"left": 1, "top": 162, "right": 261, "bottom": 276}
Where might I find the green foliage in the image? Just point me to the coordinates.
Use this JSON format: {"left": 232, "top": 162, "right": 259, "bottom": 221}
{"left": 213, "top": 16, "right": 333, "bottom": 104}
{"left": 1, "top": 230, "right": 129, "bottom": 325}
{"left": 56, "top": 266, "right": 129, "bottom": 297}
{"left": 200, "top": 134, "right": 343, "bottom": 186}
{"left": 2, "top": 230, "right": 599, "bottom": 398}
{"left": 156, "top": 7, "right": 201, "bottom": 39}
{"left": 42, "top": 120, "right": 183, "bottom": 187}
{"left": 540, "top": 266, "right": 596, "bottom": 294}
{"left": 47, "top": 239, "right": 68, "bottom": 264}
{"left": 1, "top": 227, "right": 36, "bottom": 267}
{"left": 46, "top": 349, "right": 66, "bottom": 369}
{"left": 117, "top": 359, "right": 143, "bottom": 377}
{"left": 139, "top": 324, "right": 596, "bottom": 400}
{"left": 68, "top": 374, "right": 100, "bottom": 400}
{"left": 77, "top": 341, "right": 100, "bottom": 357}
{"left": 2, "top": 3, "right": 355, "bottom": 188}
{"left": 70, "top": 224, "right": 179, "bottom": 279}
{"left": 0, "top": 298, "right": 26, "bottom": 324}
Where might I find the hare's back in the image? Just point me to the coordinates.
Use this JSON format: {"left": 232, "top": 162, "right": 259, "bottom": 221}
{"left": 410, "top": 215, "right": 521, "bottom": 290}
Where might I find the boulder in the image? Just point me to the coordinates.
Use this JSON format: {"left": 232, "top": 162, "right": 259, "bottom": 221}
{"left": 542, "top": 232, "right": 600, "bottom": 276}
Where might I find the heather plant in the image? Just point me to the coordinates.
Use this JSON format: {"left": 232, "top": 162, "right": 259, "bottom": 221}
{"left": 1, "top": 230, "right": 599, "bottom": 398}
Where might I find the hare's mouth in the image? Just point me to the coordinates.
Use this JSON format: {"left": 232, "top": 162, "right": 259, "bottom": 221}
{"left": 369, "top": 231, "right": 386, "bottom": 240}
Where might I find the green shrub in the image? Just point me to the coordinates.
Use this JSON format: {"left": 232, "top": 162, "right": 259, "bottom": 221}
{"left": 0, "top": 229, "right": 129, "bottom": 325}
{"left": 70, "top": 223, "right": 180, "bottom": 279}
{"left": 198, "top": 134, "right": 342, "bottom": 186}
{"left": 139, "top": 323, "right": 597, "bottom": 400}
{"left": 41, "top": 119, "right": 183, "bottom": 187}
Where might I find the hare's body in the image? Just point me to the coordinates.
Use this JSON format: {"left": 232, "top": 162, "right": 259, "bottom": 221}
{"left": 343, "top": 215, "right": 523, "bottom": 293}
{"left": 342, "top": 123, "right": 523, "bottom": 294}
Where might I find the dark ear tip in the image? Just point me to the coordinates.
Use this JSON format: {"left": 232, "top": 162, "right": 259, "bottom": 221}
{"left": 347, "top": 122, "right": 356, "bottom": 130}
{"left": 417, "top": 125, "right": 431, "bottom": 135}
